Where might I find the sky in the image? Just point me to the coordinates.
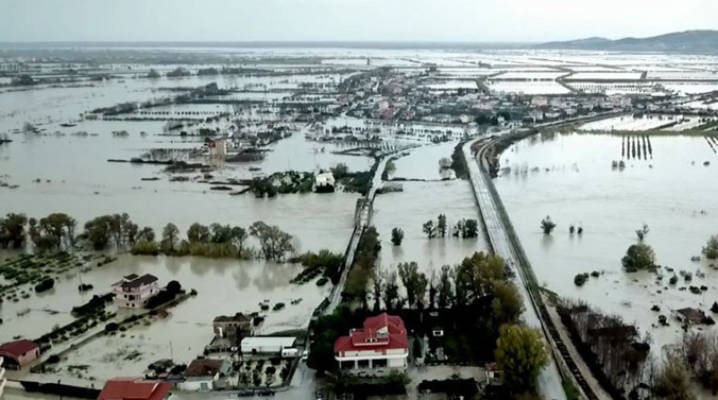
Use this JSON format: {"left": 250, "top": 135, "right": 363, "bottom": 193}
{"left": 1, "top": 0, "right": 717, "bottom": 43}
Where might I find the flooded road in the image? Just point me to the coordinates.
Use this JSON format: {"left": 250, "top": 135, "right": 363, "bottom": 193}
{"left": 495, "top": 132, "right": 718, "bottom": 353}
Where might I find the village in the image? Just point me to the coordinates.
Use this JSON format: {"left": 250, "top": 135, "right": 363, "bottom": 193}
{"left": 2, "top": 34, "right": 718, "bottom": 400}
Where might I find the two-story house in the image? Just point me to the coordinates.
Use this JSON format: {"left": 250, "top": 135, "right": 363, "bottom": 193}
{"left": 112, "top": 273, "right": 160, "bottom": 308}
{"left": 334, "top": 313, "right": 409, "bottom": 373}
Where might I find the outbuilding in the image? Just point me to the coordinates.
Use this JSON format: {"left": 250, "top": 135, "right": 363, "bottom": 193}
{"left": 0, "top": 340, "right": 40, "bottom": 369}
{"left": 240, "top": 336, "right": 297, "bottom": 356}
{"left": 178, "top": 358, "right": 230, "bottom": 392}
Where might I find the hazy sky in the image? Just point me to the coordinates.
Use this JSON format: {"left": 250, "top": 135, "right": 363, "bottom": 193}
{"left": 2, "top": 0, "right": 717, "bottom": 42}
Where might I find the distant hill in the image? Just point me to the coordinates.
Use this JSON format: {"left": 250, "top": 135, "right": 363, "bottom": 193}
{"left": 537, "top": 30, "right": 718, "bottom": 53}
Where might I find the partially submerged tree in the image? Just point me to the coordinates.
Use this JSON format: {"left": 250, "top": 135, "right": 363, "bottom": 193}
{"left": 437, "top": 214, "right": 447, "bottom": 238}
{"left": 540, "top": 216, "right": 556, "bottom": 235}
{"left": 622, "top": 243, "right": 656, "bottom": 272}
{"left": 0, "top": 213, "right": 28, "bottom": 249}
{"left": 495, "top": 324, "right": 548, "bottom": 393}
{"left": 703, "top": 235, "right": 718, "bottom": 260}
{"left": 391, "top": 227, "right": 404, "bottom": 246}
{"left": 161, "top": 223, "right": 180, "bottom": 253}
{"left": 249, "top": 221, "right": 294, "bottom": 262}
{"left": 398, "top": 262, "right": 428, "bottom": 309}
{"left": 422, "top": 220, "right": 436, "bottom": 239}
{"left": 636, "top": 224, "right": 650, "bottom": 241}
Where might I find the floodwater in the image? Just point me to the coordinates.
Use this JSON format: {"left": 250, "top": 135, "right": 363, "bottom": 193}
{"left": 495, "top": 132, "right": 718, "bottom": 353}
{"left": 373, "top": 180, "right": 488, "bottom": 277}
{"left": 392, "top": 141, "right": 458, "bottom": 180}
{"left": 6, "top": 254, "right": 328, "bottom": 383}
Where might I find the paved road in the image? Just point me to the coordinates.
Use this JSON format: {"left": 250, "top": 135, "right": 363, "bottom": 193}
{"left": 462, "top": 137, "right": 567, "bottom": 400}
{"left": 325, "top": 155, "right": 391, "bottom": 315}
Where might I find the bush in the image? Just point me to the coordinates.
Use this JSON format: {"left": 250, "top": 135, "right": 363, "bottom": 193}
{"left": 130, "top": 240, "right": 160, "bottom": 256}
{"left": 35, "top": 278, "right": 55, "bottom": 293}
{"left": 574, "top": 273, "right": 589, "bottom": 287}
{"left": 703, "top": 235, "right": 718, "bottom": 260}
{"left": 622, "top": 243, "right": 656, "bottom": 272}
{"left": 316, "top": 277, "right": 329, "bottom": 286}
{"left": 104, "top": 322, "right": 119, "bottom": 333}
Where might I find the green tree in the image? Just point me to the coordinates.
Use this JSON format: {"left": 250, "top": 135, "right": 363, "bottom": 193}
{"left": 398, "top": 262, "right": 428, "bottom": 308}
{"left": 382, "top": 270, "right": 400, "bottom": 310}
{"left": 703, "top": 235, "right": 718, "bottom": 260}
{"left": 249, "top": 221, "right": 294, "bottom": 261}
{"left": 491, "top": 281, "right": 524, "bottom": 326}
{"left": 437, "top": 214, "right": 447, "bottom": 237}
{"left": 391, "top": 227, "right": 404, "bottom": 246}
{"left": 84, "top": 215, "right": 115, "bottom": 250}
{"left": 0, "top": 213, "right": 28, "bottom": 249}
{"left": 187, "top": 223, "right": 211, "bottom": 243}
{"left": 653, "top": 356, "right": 695, "bottom": 400}
{"left": 39, "top": 213, "right": 76, "bottom": 249}
{"left": 437, "top": 265, "right": 453, "bottom": 309}
{"left": 161, "top": 223, "right": 180, "bottom": 253}
{"left": 464, "top": 219, "right": 479, "bottom": 238}
{"left": 422, "top": 220, "right": 436, "bottom": 239}
{"left": 495, "top": 324, "right": 548, "bottom": 393}
{"left": 231, "top": 226, "right": 248, "bottom": 256}
{"left": 136, "top": 226, "right": 155, "bottom": 242}
{"left": 622, "top": 243, "right": 656, "bottom": 272}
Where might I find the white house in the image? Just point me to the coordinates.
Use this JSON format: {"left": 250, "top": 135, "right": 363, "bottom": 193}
{"left": 178, "top": 358, "right": 230, "bottom": 392}
{"left": 240, "top": 337, "right": 297, "bottom": 356}
{"left": 112, "top": 274, "right": 160, "bottom": 308}
{"left": 334, "top": 313, "right": 409, "bottom": 373}
{"left": 314, "top": 172, "right": 335, "bottom": 193}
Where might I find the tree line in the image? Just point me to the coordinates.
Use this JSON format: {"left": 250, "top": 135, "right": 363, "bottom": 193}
{"left": 421, "top": 214, "right": 479, "bottom": 239}
{"left": 0, "top": 212, "right": 295, "bottom": 262}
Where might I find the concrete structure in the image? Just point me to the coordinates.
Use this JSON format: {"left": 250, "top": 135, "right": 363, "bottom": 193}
{"left": 0, "top": 340, "right": 39, "bottom": 370}
{"left": 178, "top": 358, "right": 230, "bottom": 392}
{"left": 112, "top": 273, "right": 160, "bottom": 308}
{"left": 213, "top": 313, "right": 253, "bottom": 338}
{"left": 334, "top": 313, "right": 409, "bottom": 373}
{"left": 240, "top": 336, "right": 297, "bottom": 356}
{"left": 0, "top": 357, "right": 6, "bottom": 398}
{"left": 98, "top": 378, "right": 173, "bottom": 400}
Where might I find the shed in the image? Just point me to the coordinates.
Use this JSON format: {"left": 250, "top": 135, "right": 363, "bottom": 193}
{"left": 0, "top": 340, "right": 39, "bottom": 369}
{"left": 179, "top": 358, "right": 230, "bottom": 391}
{"left": 240, "top": 336, "right": 297, "bottom": 355}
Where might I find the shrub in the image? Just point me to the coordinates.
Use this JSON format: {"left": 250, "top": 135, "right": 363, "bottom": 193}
{"left": 574, "top": 273, "right": 589, "bottom": 287}
{"left": 34, "top": 278, "right": 55, "bottom": 293}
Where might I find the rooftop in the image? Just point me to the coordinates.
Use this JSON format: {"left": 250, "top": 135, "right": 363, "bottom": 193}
{"left": 112, "top": 273, "right": 158, "bottom": 289}
{"left": 0, "top": 340, "right": 38, "bottom": 358}
{"left": 184, "top": 358, "right": 224, "bottom": 378}
{"left": 98, "top": 378, "right": 172, "bottom": 400}
{"left": 334, "top": 313, "right": 408, "bottom": 354}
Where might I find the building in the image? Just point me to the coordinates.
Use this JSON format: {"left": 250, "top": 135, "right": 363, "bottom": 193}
{"left": 314, "top": 171, "right": 335, "bottom": 193}
{"left": 0, "top": 340, "right": 40, "bottom": 369}
{"left": 1, "top": 357, "right": 6, "bottom": 398}
{"left": 334, "top": 313, "right": 409, "bottom": 373}
{"left": 213, "top": 313, "right": 253, "bottom": 338}
{"left": 178, "top": 358, "right": 231, "bottom": 392}
{"left": 240, "top": 336, "right": 297, "bottom": 356}
{"left": 98, "top": 379, "right": 173, "bottom": 400}
{"left": 112, "top": 274, "right": 160, "bottom": 308}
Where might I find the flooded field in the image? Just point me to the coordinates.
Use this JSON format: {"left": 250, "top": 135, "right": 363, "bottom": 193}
{"left": 373, "top": 180, "right": 489, "bottom": 277}
{"left": 14, "top": 254, "right": 328, "bottom": 383}
{"left": 495, "top": 132, "right": 718, "bottom": 353}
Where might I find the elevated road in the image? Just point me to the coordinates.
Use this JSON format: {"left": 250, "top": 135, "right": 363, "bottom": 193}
{"left": 463, "top": 117, "right": 615, "bottom": 400}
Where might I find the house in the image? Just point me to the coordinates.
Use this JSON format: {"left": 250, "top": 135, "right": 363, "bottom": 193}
{"left": 240, "top": 336, "right": 297, "bottom": 356}
{"left": 314, "top": 172, "right": 335, "bottom": 193}
{"left": 676, "top": 307, "right": 708, "bottom": 325}
{"left": 1, "top": 357, "right": 6, "bottom": 397}
{"left": 213, "top": 313, "right": 253, "bottom": 338}
{"left": 112, "top": 274, "right": 160, "bottom": 308}
{"left": 334, "top": 313, "right": 409, "bottom": 373}
{"left": 0, "top": 340, "right": 40, "bottom": 369}
{"left": 178, "top": 358, "right": 231, "bottom": 391}
{"left": 98, "top": 378, "right": 173, "bottom": 400}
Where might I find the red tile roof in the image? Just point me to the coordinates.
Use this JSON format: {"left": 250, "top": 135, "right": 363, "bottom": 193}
{"left": 0, "top": 340, "right": 38, "bottom": 358}
{"left": 334, "top": 313, "right": 408, "bottom": 354}
{"left": 98, "top": 379, "right": 172, "bottom": 400}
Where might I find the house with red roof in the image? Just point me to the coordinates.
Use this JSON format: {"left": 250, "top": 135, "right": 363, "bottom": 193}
{"left": 0, "top": 340, "right": 40, "bottom": 369}
{"left": 97, "top": 378, "right": 173, "bottom": 400}
{"left": 334, "top": 313, "right": 409, "bottom": 373}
